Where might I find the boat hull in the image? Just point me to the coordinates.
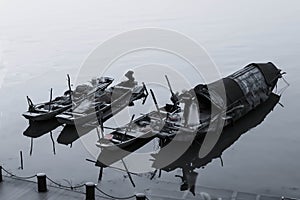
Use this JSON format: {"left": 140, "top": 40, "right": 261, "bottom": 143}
{"left": 22, "top": 105, "right": 71, "bottom": 121}
{"left": 96, "top": 131, "right": 156, "bottom": 167}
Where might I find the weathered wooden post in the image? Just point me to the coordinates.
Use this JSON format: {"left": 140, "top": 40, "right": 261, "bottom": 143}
{"left": 135, "top": 193, "right": 146, "bottom": 200}
{"left": 20, "top": 151, "right": 24, "bottom": 170}
{"left": 37, "top": 173, "right": 47, "bottom": 192}
{"left": 0, "top": 166, "right": 3, "bottom": 182}
{"left": 85, "top": 182, "right": 95, "bottom": 200}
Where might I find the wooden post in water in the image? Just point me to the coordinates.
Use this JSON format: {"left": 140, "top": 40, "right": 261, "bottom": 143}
{"left": 85, "top": 182, "right": 95, "bottom": 200}
{"left": 0, "top": 166, "right": 2, "bottom": 182}
{"left": 20, "top": 151, "right": 23, "bottom": 170}
{"left": 135, "top": 193, "right": 146, "bottom": 200}
{"left": 37, "top": 173, "right": 47, "bottom": 192}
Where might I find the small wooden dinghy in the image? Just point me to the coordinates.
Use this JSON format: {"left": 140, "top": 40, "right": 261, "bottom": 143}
{"left": 95, "top": 115, "right": 157, "bottom": 167}
{"left": 56, "top": 71, "right": 148, "bottom": 125}
{"left": 22, "top": 76, "right": 113, "bottom": 121}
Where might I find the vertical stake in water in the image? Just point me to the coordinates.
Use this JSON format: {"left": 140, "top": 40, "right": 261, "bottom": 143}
{"left": 50, "top": 131, "right": 56, "bottom": 155}
{"left": 20, "top": 151, "right": 23, "bottom": 170}
{"left": 30, "top": 138, "right": 34, "bottom": 156}
{"left": 85, "top": 182, "right": 95, "bottom": 200}
{"left": 0, "top": 166, "right": 3, "bottom": 182}
{"left": 135, "top": 193, "right": 146, "bottom": 200}
{"left": 67, "top": 74, "right": 72, "bottom": 101}
{"left": 37, "top": 173, "right": 47, "bottom": 192}
{"left": 49, "top": 88, "right": 53, "bottom": 112}
{"left": 98, "top": 167, "right": 103, "bottom": 182}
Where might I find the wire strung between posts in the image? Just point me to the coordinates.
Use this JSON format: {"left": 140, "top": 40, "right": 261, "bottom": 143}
{"left": 2, "top": 167, "right": 36, "bottom": 180}
{"left": 1, "top": 166, "right": 84, "bottom": 190}
{"left": 2, "top": 166, "right": 143, "bottom": 199}
{"left": 46, "top": 176, "right": 85, "bottom": 190}
{"left": 95, "top": 186, "right": 135, "bottom": 200}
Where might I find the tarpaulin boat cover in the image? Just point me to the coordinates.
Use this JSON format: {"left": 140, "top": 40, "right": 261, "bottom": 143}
{"left": 193, "top": 62, "right": 281, "bottom": 110}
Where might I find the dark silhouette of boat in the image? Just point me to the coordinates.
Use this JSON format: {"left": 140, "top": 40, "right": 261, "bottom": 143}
{"left": 56, "top": 81, "right": 150, "bottom": 145}
{"left": 22, "top": 76, "right": 114, "bottom": 121}
{"left": 151, "top": 93, "right": 281, "bottom": 195}
{"left": 94, "top": 62, "right": 286, "bottom": 169}
{"left": 56, "top": 71, "right": 148, "bottom": 126}
{"left": 23, "top": 118, "right": 61, "bottom": 138}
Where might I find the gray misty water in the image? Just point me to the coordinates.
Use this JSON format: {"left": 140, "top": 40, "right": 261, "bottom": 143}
{"left": 0, "top": 0, "right": 300, "bottom": 198}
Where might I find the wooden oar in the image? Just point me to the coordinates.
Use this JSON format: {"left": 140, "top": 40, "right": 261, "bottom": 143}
{"left": 149, "top": 89, "right": 163, "bottom": 121}
{"left": 121, "top": 114, "right": 135, "bottom": 143}
{"left": 119, "top": 114, "right": 136, "bottom": 187}
{"left": 121, "top": 159, "right": 136, "bottom": 187}
{"left": 85, "top": 158, "right": 104, "bottom": 181}
{"left": 67, "top": 74, "right": 72, "bottom": 101}
{"left": 165, "top": 75, "right": 174, "bottom": 96}
{"left": 165, "top": 75, "right": 179, "bottom": 105}
{"left": 48, "top": 88, "right": 53, "bottom": 112}
{"left": 142, "top": 82, "right": 149, "bottom": 105}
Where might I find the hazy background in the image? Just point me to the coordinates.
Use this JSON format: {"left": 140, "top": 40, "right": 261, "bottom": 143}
{"left": 0, "top": 0, "right": 300, "bottom": 198}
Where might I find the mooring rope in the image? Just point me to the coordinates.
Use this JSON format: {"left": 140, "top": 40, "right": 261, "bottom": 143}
{"left": 95, "top": 186, "right": 135, "bottom": 200}
{"left": 1, "top": 166, "right": 145, "bottom": 199}
{"left": 2, "top": 167, "right": 36, "bottom": 180}
{"left": 1, "top": 166, "right": 84, "bottom": 190}
{"left": 46, "top": 176, "right": 85, "bottom": 190}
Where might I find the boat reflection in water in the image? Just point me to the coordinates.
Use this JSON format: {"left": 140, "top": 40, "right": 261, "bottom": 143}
{"left": 56, "top": 123, "right": 95, "bottom": 145}
{"left": 151, "top": 93, "right": 280, "bottom": 195}
{"left": 23, "top": 118, "right": 62, "bottom": 154}
{"left": 23, "top": 119, "right": 61, "bottom": 138}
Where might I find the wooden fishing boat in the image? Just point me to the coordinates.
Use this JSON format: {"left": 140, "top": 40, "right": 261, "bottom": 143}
{"left": 22, "top": 76, "right": 114, "bottom": 121}
{"left": 94, "top": 62, "right": 287, "bottom": 167}
{"left": 95, "top": 115, "right": 157, "bottom": 167}
{"left": 132, "top": 62, "right": 284, "bottom": 142}
{"left": 56, "top": 71, "right": 148, "bottom": 126}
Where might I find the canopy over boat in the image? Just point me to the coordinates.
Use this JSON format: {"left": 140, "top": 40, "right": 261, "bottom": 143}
{"left": 193, "top": 62, "right": 281, "bottom": 111}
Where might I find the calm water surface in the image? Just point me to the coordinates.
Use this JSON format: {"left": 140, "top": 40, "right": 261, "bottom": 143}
{"left": 0, "top": 0, "right": 300, "bottom": 198}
